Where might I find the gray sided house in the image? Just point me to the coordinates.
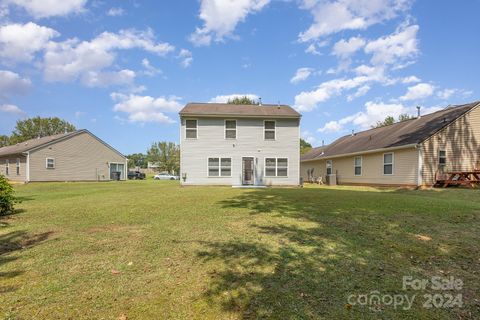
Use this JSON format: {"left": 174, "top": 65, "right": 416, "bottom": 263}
{"left": 0, "top": 129, "right": 127, "bottom": 183}
{"left": 179, "top": 103, "right": 301, "bottom": 186}
{"left": 301, "top": 101, "right": 480, "bottom": 187}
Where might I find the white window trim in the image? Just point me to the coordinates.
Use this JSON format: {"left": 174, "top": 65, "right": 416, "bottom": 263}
{"left": 326, "top": 160, "right": 333, "bottom": 175}
{"left": 5, "top": 159, "right": 9, "bottom": 175}
{"left": 264, "top": 157, "right": 289, "bottom": 178}
{"left": 354, "top": 156, "right": 362, "bottom": 176}
{"left": 109, "top": 162, "right": 126, "bottom": 180}
{"left": 264, "top": 120, "right": 276, "bottom": 141}
{"left": 438, "top": 149, "right": 447, "bottom": 166}
{"left": 383, "top": 152, "right": 394, "bottom": 175}
{"left": 207, "top": 157, "right": 232, "bottom": 178}
{"left": 16, "top": 158, "right": 20, "bottom": 175}
{"left": 224, "top": 119, "right": 237, "bottom": 140}
{"left": 46, "top": 157, "right": 55, "bottom": 169}
{"left": 185, "top": 119, "right": 198, "bottom": 140}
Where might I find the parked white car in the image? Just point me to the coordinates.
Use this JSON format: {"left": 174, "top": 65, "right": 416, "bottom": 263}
{"left": 154, "top": 173, "right": 179, "bottom": 180}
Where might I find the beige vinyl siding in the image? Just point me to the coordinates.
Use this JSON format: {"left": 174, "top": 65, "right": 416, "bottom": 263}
{"left": 0, "top": 155, "right": 27, "bottom": 182}
{"left": 301, "top": 147, "right": 418, "bottom": 186}
{"left": 29, "top": 132, "right": 126, "bottom": 182}
{"left": 421, "top": 105, "right": 480, "bottom": 185}
{"left": 180, "top": 117, "right": 300, "bottom": 186}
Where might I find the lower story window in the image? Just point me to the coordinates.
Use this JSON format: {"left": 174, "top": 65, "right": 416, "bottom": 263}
{"left": 326, "top": 160, "right": 333, "bottom": 175}
{"left": 16, "top": 158, "right": 20, "bottom": 175}
{"left": 208, "top": 157, "right": 231, "bottom": 177}
{"left": 438, "top": 150, "right": 446, "bottom": 167}
{"left": 265, "top": 158, "right": 288, "bottom": 177}
{"left": 354, "top": 156, "right": 362, "bottom": 176}
{"left": 5, "top": 159, "right": 9, "bottom": 175}
{"left": 46, "top": 158, "right": 55, "bottom": 169}
{"left": 383, "top": 153, "right": 394, "bottom": 175}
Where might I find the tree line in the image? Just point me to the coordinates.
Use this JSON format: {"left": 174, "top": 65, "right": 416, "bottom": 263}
{"left": 0, "top": 116, "right": 76, "bottom": 147}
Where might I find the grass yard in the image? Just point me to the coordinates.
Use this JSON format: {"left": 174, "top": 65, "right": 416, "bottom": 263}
{"left": 1, "top": 181, "right": 479, "bottom": 319}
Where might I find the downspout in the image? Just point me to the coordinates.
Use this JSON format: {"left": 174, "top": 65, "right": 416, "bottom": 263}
{"left": 25, "top": 152, "right": 30, "bottom": 183}
{"left": 416, "top": 144, "right": 423, "bottom": 187}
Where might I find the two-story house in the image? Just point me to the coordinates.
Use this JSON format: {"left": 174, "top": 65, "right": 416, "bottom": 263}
{"left": 179, "top": 103, "right": 301, "bottom": 186}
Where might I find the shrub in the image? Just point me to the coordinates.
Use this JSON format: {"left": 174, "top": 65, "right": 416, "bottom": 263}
{"left": 0, "top": 175, "right": 17, "bottom": 215}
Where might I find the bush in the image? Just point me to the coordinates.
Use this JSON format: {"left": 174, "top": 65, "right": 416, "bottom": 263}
{"left": 0, "top": 175, "right": 17, "bottom": 215}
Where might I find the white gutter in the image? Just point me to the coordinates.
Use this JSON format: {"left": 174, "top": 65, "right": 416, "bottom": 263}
{"left": 417, "top": 145, "right": 423, "bottom": 187}
{"left": 301, "top": 143, "right": 418, "bottom": 162}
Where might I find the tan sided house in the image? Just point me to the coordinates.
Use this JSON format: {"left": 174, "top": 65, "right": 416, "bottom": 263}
{"left": 179, "top": 103, "right": 301, "bottom": 186}
{"left": 0, "top": 129, "right": 127, "bottom": 183}
{"left": 301, "top": 101, "right": 480, "bottom": 187}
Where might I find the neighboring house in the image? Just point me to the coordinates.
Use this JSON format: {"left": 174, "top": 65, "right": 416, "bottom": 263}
{"left": 179, "top": 103, "right": 301, "bottom": 186}
{"left": 0, "top": 129, "right": 127, "bottom": 183}
{"left": 301, "top": 101, "right": 480, "bottom": 187}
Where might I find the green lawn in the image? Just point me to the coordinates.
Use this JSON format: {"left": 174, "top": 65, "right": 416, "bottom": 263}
{"left": 1, "top": 181, "right": 479, "bottom": 319}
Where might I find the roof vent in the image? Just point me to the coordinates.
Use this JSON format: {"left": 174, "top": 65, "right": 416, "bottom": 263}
{"left": 351, "top": 129, "right": 355, "bottom": 136}
{"left": 258, "top": 97, "right": 262, "bottom": 106}
{"left": 416, "top": 106, "right": 421, "bottom": 118}
{"left": 443, "top": 117, "right": 447, "bottom": 123}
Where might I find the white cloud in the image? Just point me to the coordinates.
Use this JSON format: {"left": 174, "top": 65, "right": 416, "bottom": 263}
{"left": 111, "top": 92, "right": 182, "bottom": 124}
{"left": 0, "top": 103, "right": 25, "bottom": 115}
{"left": 209, "top": 94, "right": 260, "bottom": 103}
{"left": 0, "top": 70, "right": 31, "bottom": 97}
{"left": 400, "top": 83, "right": 435, "bottom": 101}
{"left": 141, "top": 58, "right": 162, "bottom": 76}
{"left": 299, "top": 0, "right": 411, "bottom": 42}
{"left": 43, "top": 29, "right": 174, "bottom": 86}
{"left": 82, "top": 69, "right": 136, "bottom": 87}
{"left": 178, "top": 49, "right": 193, "bottom": 68}
{"left": 402, "top": 75, "right": 421, "bottom": 84}
{"left": 7, "top": 0, "right": 87, "bottom": 18}
{"left": 437, "top": 88, "right": 456, "bottom": 100}
{"left": 364, "top": 23, "right": 419, "bottom": 66}
{"left": 347, "top": 85, "right": 370, "bottom": 101}
{"left": 290, "top": 67, "right": 314, "bottom": 84}
{"left": 318, "top": 120, "right": 343, "bottom": 133}
{"left": 332, "top": 36, "right": 365, "bottom": 58}
{"left": 294, "top": 75, "right": 376, "bottom": 112}
{"left": 0, "top": 22, "right": 59, "bottom": 63}
{"left": 107, "top": 7, "right": 124, "bottom": 17}
{"left": 190, "top": 0, "right": 270, "bottom": 46}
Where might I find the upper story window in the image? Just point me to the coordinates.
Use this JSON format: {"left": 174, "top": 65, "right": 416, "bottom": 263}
{"left": 16, "top": 158, "right": 20, "bottom": 175}
{"left": 354, "top": 156, "right": 362, "bottom": 176}
{"left": 185, "top": 119, "right": 198, "bottom": 139}
{"left": 46, "top": 157, "right": 55, "bottom": 169}
{"left": 326, "top": 160, "right": 333, "bottom": 175}
{"left": 383, "top": 153, "right": 394, "bottom": 175}
{"left": 225, "top": 120, "right": 237, "bottom": 139}
{"left": 438, "top": 150, "right": 447, "bottom": 167}
{"left": 264, "top": 120, "right": 276, "bottom": 140}
{"left": 5, "top": 159, "right": 9, "bottom": 175}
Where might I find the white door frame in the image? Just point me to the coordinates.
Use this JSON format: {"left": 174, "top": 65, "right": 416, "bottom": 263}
{"left": 241, "top": 156, "right": 255, "bottom": 185}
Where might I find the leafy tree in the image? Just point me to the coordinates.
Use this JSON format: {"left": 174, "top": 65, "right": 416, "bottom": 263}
{"left": 373, "top": 114, "right": 415, "bottom": 128}
{"left": 0, "top": 175, "right": 18, "bottom": 216}
{"left": 0, "top": 135, "right": 9, "bottom": 147}
{"left": 226, "top": 96, "right": 259, "bottom": 105}
{"left": 300, "top": 138, "right": 312, "bottom": 155}
{"left": 127, "top": 153, "right": 147, "bottom": 169}
{"left": 147, "top": 142, "right": 180, "bottom": 174}
{"left": 398, "top": 113, "right": 414, "bottom": 122}
{"left": 373, "top": 116, "right": 395, "bottom": 128}
{"left": 9, "top": 117, "right": 76, "bottom": 144}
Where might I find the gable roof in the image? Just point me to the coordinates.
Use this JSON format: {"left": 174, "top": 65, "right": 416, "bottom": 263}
{"left": 0, "top": 129, "right": 126, "bottom": 158}
{"left": 179, "top": 103, "right": 301, "bottom": 118}
{"left": 302, "top": 101, "right": 480, "bottom": 162}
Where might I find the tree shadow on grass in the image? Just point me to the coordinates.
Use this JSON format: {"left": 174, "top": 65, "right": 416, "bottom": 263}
{"left": 0, "top": 230, "right": 54, "bottom": 293}
{"left": 196, "top": 188, "right": 479, "bottom": 319}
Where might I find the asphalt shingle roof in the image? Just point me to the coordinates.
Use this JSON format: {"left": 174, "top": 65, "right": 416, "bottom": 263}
{"left": 0, "top": 131, "right": 78, "bottom": 157}
{"left": 179, "top": 103, "right": 301, "bottom": 118}
{"left": 301, "top": 101, "right": 480, "bottom": 161}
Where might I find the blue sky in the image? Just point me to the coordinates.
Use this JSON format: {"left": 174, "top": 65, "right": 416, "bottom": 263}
{"left": 0, "top": 0, "right": 479, "bottom": 154}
